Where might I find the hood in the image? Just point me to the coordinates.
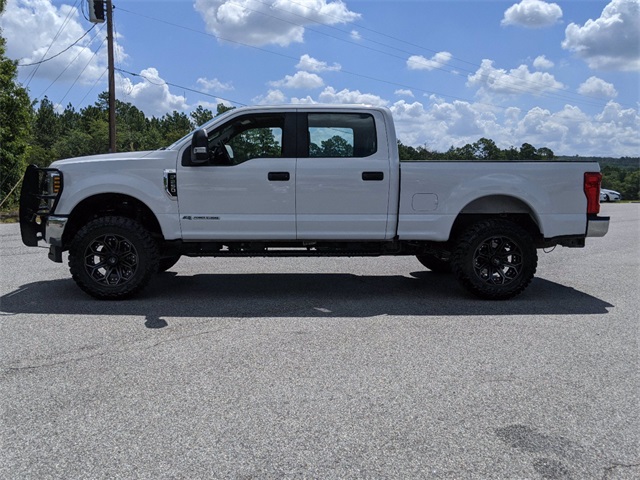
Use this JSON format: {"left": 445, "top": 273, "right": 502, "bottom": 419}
{"left": 49, "top": 150, "right": 179, "bottom": 173}
{"left": 51, "top": 150, "right": 165, "bottom": 166}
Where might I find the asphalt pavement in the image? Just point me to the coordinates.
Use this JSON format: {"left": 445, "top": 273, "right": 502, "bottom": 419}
{"left": 1, "top": 203, "right": 638, "bottom": 479}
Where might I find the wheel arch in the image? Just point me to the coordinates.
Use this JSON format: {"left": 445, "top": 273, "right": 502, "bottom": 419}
{"left": 449, "top": 194, "right": 543, "bottom": 243}
{"left": 62, "top": 193, "right": 163, "bottom": 248}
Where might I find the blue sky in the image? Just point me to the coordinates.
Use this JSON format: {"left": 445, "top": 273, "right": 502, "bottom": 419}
{"left": 2, "top": 0, "right": 639, "bottom": 156}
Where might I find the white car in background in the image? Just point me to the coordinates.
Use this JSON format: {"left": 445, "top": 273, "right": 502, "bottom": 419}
{"left": 601, "top": 188, "right": 622, "bottom": 202}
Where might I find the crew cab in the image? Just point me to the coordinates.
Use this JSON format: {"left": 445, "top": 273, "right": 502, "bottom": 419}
{"left": 19, "top": 104, "right": 609, "bottom": 300}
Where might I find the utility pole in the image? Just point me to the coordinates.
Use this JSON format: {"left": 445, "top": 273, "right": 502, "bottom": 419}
{"left": 106, "top": 0, "right": 116, "bottom": 152}
{"left": 88, "top": 0, "right": 115, "bottom": 152}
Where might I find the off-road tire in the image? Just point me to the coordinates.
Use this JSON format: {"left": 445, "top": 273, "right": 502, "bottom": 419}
{"left": 69, "top": 216, "right": 159, "bottom": 299}
{"left": 451, "top": 219, "right": 537, "bottom": 300}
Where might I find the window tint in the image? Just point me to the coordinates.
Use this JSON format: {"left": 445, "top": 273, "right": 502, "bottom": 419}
{"left": 307, "top": 113, "right": 377, "bottom": 158}
{"left": 208, "top": 114, "right": 284, "bottom": 165}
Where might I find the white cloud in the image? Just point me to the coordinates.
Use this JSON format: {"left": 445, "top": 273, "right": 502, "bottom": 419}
{"left": 395, "top": 89, "right": 415, "bottom": 98}
{"left": 562, "top": 0, "right": 640, "bottom": 71}
{"left": 296, "top": 54, "right": 341, "bottom": 73}
{"left": 252, "top": 83, "right": 639, "bottom": 156}
{"left": 391, "top": 98, "right": 640, "bottom": 157}
{"left": 533, "top": 55, "right": 554, "bottom": 70}
{"left": 578, "top": 76, "right": 618, "bottom": 98}
{"left": 317, "top": 86, "right": 389, "bottom": 107}
{"left": 269, "top": 71, "right": 324, "bottom": 89}
{"left": 467, "top": 59, "right": 565, "bottom": 96}
{"left": 407, "top": 52, "right": 453, "bottom": 71}
{"left": 501, "top": 0, "right": 563, "bottom": 28}
{"left": 0, "top": 0, "right": 123, "bottom": 85}
{"left": 290, "top": 95, "right": 317, "bottom": 104}
{"left": 253, "top": 89, "right": 287, "bottom": 105}
{"left": 116, "top": 68, "right": 188, "bottom": 117}
{"left": 513, "top": 102, "right": 640, "bottom": 155}
{"left": 193, "top": 0, "right": 360, "bottom": 47}
{"left": 597, "top": 100, "right": 638, "bottom": 127}
{"left": 350, "top": 30, "right": 361, "bottom": 41}
{"left": 196, "top": 77, "right": 233, "bottom": 92}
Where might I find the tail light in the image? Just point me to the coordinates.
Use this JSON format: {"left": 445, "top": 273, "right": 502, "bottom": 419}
{"left": 584, "top": 172, "right": 602, "bottom": 215}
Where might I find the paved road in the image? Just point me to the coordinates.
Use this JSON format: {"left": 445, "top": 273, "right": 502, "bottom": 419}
{"left": 1, "top": 204, "right": 638, "bottom": 479}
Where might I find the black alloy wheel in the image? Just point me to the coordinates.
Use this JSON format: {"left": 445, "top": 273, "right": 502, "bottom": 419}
{"left": 451, "top": 219, "right": 537, "bottom": 300}
{"left": 69, "top": 216, "right": 159, "bottom": 299}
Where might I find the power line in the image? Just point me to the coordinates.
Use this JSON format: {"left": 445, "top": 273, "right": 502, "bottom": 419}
{"left": 25, "top": 0, "right": 82, "bottom": 87}
{"left": 115, "top": 6, "right": 300, "bottom": 64}
{"left": 38, "top": 23, "right": 107, "bottom": 100}
{"left": 58, "top": 37, "right": 107, "bottom": 106}
{"left": 110, "top": 11, "right": 493, "bottom": 113}
{"left": 115, "top": 68, "right": 247, "bottom": 107}
{"left": 251, "top": 0, "right": 621, "bottom": 110}
{"left": 115, "top": 4, "right": 623, "bottom": 111}
{"left": 18, "top": 25, "right": 96, "bottom": 67}
{"left": 77, "top": 68, "right": 108, "bottom": 108}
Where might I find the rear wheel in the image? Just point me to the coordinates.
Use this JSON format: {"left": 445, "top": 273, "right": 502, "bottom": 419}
{"left": 69, "top": 216, "right": 159, "bottom": 299}
{"left": 451, "top": 219, "right": 537, "bottom": 300}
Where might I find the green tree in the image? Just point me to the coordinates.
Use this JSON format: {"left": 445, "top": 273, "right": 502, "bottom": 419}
{"left": 28, "top": 97, "right": 60, "bottom": 167}
{"left": 473, "top": 138, "right": 502, "bottom": 160}
{"left": 519, "top": 143, "right": 538, "bottom": 160}
{"left": 216, "top": 103, "right": 235, "bottom": 116}
{"left": 0, "top": 8, "right": 34, "bottom": 208}
{"left": 34, "top": 97, "right": 59, "bottom": 150}
{"left": 602, "top": 165, "right": 640, "bottom": 201}
{"left": 190, "top": 105, "right": 214, "bottom": 127}
{"left": 537, "top": 147, "right": 555, "bottom": 160}
{"left": 58, "top": 104, "right": 81, "bottom": 135}
{"left": 114, "top": 100, "right": 152, "bottom": 151}
{"left": 159, "top": 111, "right": 192, "bottom": 145}
{"left": 52, "top": 129, "right": 97, "bottom": 159}
{"left": 620, "top": 170, "right": 639, "bottom": 201}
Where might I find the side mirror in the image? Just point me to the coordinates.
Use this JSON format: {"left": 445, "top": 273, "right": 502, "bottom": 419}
{"left": 190, "top": 129, "right": 209, "bottom": 164}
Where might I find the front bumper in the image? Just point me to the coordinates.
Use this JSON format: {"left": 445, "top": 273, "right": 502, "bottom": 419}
{"left": 45, "top": 216, "right": 68, "bottom": 246}
{"left": 586, "top": 215, "right": 610, "bottom": 237}
{"left": 45, "top": 216, "right": 68, "bottom": 263}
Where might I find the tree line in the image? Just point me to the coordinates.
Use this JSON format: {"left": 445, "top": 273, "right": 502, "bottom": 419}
{"left": 28, "top": 94, "right": 231, "bottom": 167}
{"left": 398, "top": 140, "right": 638, "bottom": 201}
{"left": 398, "top": 137, "right": 556, "bottom": 162}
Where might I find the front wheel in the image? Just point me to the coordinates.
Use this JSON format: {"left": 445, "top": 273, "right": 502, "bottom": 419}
{"left": 451, "top": 219, "right": 537, "bottom": 300}
{"left": 68, "top": 216, "right": 159, "bottom": 299}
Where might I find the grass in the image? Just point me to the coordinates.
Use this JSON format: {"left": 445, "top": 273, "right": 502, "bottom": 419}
{"left": 0, "top": 210, "right": 19, "bottom": 223}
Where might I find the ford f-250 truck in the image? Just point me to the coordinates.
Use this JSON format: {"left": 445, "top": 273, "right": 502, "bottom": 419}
{"left": 19, "top": 104, "right": 609, "bottom": 300}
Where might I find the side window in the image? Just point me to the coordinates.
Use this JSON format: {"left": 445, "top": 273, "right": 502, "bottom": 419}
{"left": 207, "top": 114, "right": 285, "bottom": 165}
{"left": 307, "top": 113, "right": 377, "bottom": 158}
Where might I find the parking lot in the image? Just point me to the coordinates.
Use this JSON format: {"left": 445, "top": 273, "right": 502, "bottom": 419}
{"left": 1, "top": 203, "right": 638, "bottom": 479}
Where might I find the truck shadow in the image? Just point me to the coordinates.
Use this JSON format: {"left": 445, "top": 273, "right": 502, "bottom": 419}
{"left": 0, "top": 271, "right": 612, "bottom": 318}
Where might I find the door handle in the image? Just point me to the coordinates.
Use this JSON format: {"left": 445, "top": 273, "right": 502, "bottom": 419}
{"left": 268, "top": 172, "right": 290, "bottom": 181}
{"left": 362, "top": 171, "right": 384, "bottom": 181}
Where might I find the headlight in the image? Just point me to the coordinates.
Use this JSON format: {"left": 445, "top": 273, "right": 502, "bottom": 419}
{"left": 40, "top": 170, "right": 63, "bottom": 212}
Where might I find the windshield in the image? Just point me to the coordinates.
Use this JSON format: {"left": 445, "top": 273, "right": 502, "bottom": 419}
{"left": 164, "top": 108, "right": 238, "bottom": 151}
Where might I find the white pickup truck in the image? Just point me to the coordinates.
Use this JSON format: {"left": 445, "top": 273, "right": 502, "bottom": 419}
{"left": 20, "top": 104, "right": 609, "bottom": 300}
